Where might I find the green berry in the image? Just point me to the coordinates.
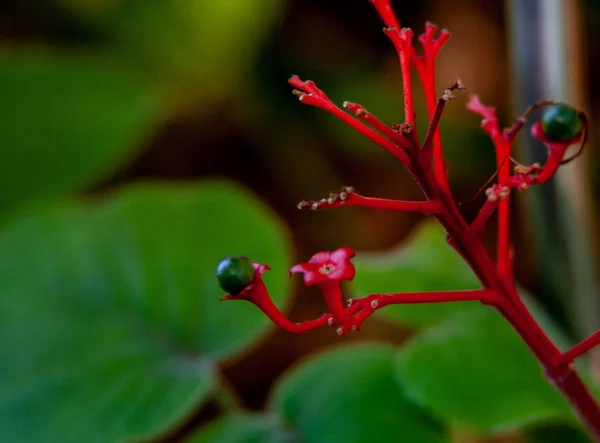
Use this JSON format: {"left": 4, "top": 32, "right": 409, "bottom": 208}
{"left": 541, "top": 103, "right": 582, "bottom": 141}
{"left": 216, "top": 255, "right": 256, "bottom": 295}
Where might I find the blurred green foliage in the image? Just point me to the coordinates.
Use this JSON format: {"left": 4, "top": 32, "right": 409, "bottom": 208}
{"left": 62, "top": 0, "right": 283, "bottom": 108}
{"left": 0, "top": 50, "right": 158, "bottom": 213}
{"left": 0, "top": 182, "right": 291, "bottom": 442}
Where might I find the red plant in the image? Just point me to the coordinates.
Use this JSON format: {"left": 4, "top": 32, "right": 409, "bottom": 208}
{"left": 218, "top": 0, "right": 600, "bottom": 437}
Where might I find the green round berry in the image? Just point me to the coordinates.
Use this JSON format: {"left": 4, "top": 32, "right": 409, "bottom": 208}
{"left": 541, "top": 103, "right": 582, "bottom": 141}
{"left": 216, "top": 255, "right": 256, "bottom": 295}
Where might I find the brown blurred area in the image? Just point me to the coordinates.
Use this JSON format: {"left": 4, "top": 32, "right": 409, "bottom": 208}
{"left": 2, "top": 0, "right": 600, "bottom": 441}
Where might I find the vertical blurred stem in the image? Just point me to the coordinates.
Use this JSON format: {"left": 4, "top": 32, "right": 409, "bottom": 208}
{"left": 507, "top": 0, "right": 600, "bottom": 356}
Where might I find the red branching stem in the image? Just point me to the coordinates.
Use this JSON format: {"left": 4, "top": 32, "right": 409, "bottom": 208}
{"left": 413, "top": 23, "right": 451, "bottom": 189}
{"left": 297, "top": 186, "right": 444, "bottom": 214}
{"left": 466, "top": 95, "right": 513, "bottom": 275}
{"left": 320, "top": 284, "right": 351, "bottom": 324}
{"left": 466, "top": 95, "right": 502, "bottom": 141}
{"left": 558, "top": 330, "right": 600, "bottom": 367}
{"left": 503, "top": 100, "right": 555, "bottom": 141}
{"left": 428, "top": 178, "right": 600, "bottom": 435}
{"left": 290, "top": 76, "right": 412, "bottom": 167}
{"left": 368, "top": 0, "right": 401, "bottom": 30}
{"left": 230, "top": 271, "right": 332, "bottom": 333}
{"left": 280, "top": 5, "right": 600, "bottom": 436}
{"left": 357, "top": 288, "right": 499, "bottom": 314}
{"left": 496, "top": 144, "right": 511, "bottom": 277}
{"left": 369, "top": 1, "right": 412, "bottom": 126}
{"left": 343, "top": 101, "right": 412, "bottom": 149}
{"left": 223, "top": 265, "right": 370, "bottom": 334}
{"left": 470, "top": 199, "right": 500, "bottom": 235}
{"left": 343, "top": 289, "right": 500, "bottom": 335}
{"left": 383, "top": 26, "right": 415, "bottom": 126}
{"left": 421, "top": 80, "right": 465, "bottom": 166}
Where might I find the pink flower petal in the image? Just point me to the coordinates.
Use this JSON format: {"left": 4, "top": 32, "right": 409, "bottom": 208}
{"left": 308, "top": 251, "right": 332, "bottom": 264}
{"left": 331, "top": 247, "right": 356, "bottom": 264}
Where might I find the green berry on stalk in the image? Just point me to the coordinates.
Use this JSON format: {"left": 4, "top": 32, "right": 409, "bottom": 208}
{"left": 216, "top": 255, "right": 256, "bottom": 295}
{"left": 541, "top": 103, "right": 582, "bottom": 141}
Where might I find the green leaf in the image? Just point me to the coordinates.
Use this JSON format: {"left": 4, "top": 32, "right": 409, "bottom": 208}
{"left": 353, "top": 222, "right": 481, "bottom": 328}
{"left": 271, "top": 343, "right": 449, "bottom": 443}
{"left": 0, "top": 50, "right": 159, "bottom": 212}
{"left": 187, "top": 414, "right": 295, "bottom": 443}
{"left": 395, "top": 307, "right": 575, "bottom": 433}
{"left": 0, "top": 181, "right": 291, "bottom": 442}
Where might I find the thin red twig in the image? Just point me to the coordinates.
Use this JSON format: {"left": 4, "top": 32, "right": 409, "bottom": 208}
{"left": 297, "top": 186, "right": 444, "bottom": 214}
{"left": 558, "top": 330, "right": 600, "bottom": 367}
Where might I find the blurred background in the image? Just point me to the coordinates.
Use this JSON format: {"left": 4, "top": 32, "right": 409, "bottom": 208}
{"left": 1, "top": 0, "right": 600, "bottom": 442}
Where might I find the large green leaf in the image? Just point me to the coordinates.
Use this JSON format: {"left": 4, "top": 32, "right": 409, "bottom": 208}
{"left": 0, "top": 50, "right": 159, "bottom": 212}
{"left": 270, "top": 343, "right": 449, "bottom": 443}
{"left": 187, "top": 414, "right": 295, "bottom": 443}
{"left": 395, "top": 307, "right": 576, "bottom": 433}
{"left": 0, "top": 181, "right": 291, "bottom": 442}
{"left": 352, "top": 222, "right": 482, "bottom": 328}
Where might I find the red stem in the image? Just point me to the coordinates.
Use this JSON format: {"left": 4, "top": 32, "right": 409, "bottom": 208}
{"left": 383, "top": 26, "right": 416, "bottom": 126}
{"left": 287, "top": 2, "right": 600, "bottom": 434}
{"left": 471, "top": 199, "right": 499, "bottom": 235}
{"left": 349, "top": 289, "right": 499, "bottom": 327}
{"left": 290, "top": 80, "right": 411, "bottom": 167}
{"left": 558, "top": 330, "right": 600, "bottom": 367}
{"left": 343, "top": 101, "right": 412, "bottom": 148}
{"left": 319, "top": 284, "right": 351, "bottom": 324}
{"left": 496, "top": 138, "right": 511, "bottom": 277}
{"left": 415, "top": 163, "right": 600, "bottom": 438}
{"left": 298, "top": 190, "right": 444, "bottom": 214}
{"left": 246, "top": 278, "right": 333, "bottom": 333}
{"left": 413, "top": 24, "right": 451, "bottom": 190}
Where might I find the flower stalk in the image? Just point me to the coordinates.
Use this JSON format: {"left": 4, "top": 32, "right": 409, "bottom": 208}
{"left": 218, "top": 0, "right": 600, "bottom": 438}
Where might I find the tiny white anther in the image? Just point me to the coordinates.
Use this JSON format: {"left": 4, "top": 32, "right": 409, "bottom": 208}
{"left": 519, "top": 183, "right": 529, "bottom": 191}
{"left": 319, "top": 264, "right": 336, "bottom": 275}
{"left": 311, "top": 202, "right": 319, "bottom": 210}
{"left": 351, "top": 325, "right": 358, "bottom": 333}
{"left": 336, "top": 327, "right": 344, "bottom": 336}
{"left": 328, "top": 317, "right": 334, "bottom": 326}
{"left": 297, "top": 202, "right": 303, "bottom": 210}
{"left": 347, "top": 299, "right": 353, "bottom": 307}
{"left": 370, "top": 300, "right": 378, "bottom": 309}
{"left": 340, "top": 192, "right": 347, "bottom": 201}
{"left": 343, "top": 101, "right": 350, "bottom": 108}
{"left": 328, "top": 197, "right": 334, "bottom": 204}
{"left": 320, "top": 198, "right": 327, "bottom": 204}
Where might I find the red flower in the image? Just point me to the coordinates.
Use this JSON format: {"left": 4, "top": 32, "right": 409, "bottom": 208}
{"left": 290, "top": 247, "right": 356, "bottom": 287}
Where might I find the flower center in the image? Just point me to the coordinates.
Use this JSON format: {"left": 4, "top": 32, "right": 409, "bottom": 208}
{"left": 318, "top": 264, "right": 336, "bottom": 275}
